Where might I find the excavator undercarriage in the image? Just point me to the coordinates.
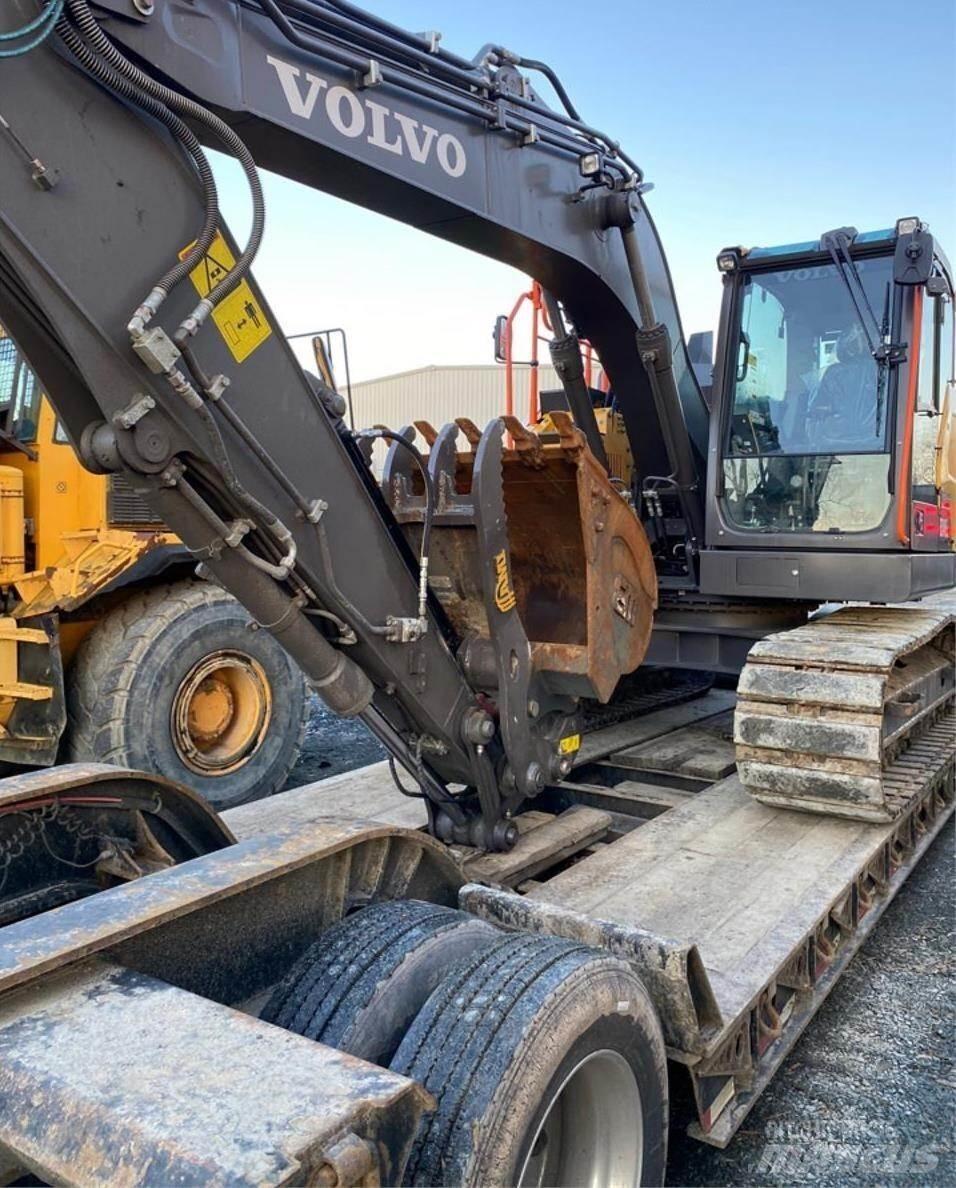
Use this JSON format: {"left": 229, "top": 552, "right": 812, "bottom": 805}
{"left": 737, "top": 605, "right": 954, "bottom": 821}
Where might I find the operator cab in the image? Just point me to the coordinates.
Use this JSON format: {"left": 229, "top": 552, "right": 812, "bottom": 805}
{"left": 701, "top": 219, "right": 956, "bottom": 602}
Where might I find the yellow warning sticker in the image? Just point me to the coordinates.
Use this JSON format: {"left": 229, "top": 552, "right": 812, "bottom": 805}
{"left": 558, "top": 734, "right": 581, "bottom": 755}
{"left": 493, "top": 549, "right": 517, "bottom": 613}
{"left": 179, "top": 231, "right": 272, "bottom": 363}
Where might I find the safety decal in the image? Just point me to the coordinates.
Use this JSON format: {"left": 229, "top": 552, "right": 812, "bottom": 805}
{"left": 493, "top": 549, "right": 517, "bottom": 613}
{"left": 558, "top": 734, "right": 581, "bottom": 755}
{"left": 179, "top": 231, "right": 272, "bottom": 363}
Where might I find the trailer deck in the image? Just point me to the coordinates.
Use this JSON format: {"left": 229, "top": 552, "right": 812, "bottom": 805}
{"left": 224, "top": 686, "right": 955, "bottom": 1147}
{"left": 0, "top": 671, "right": 951, "bottom": 1182}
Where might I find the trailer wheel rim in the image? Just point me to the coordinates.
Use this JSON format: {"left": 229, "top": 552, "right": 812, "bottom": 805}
{"left": 171, "top": 650, "right": 272, "bottom": 776}
{"left": 518, "top": 1048, "right": 643, "bottom": 1188}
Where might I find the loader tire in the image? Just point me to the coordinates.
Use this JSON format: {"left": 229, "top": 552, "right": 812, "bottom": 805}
{"left": 262, "top": 899, "right": 499, "bottom": 1065}
{"left": 394, "top": 933, "right": 668, "bottom": 1187}
{"left": 64, "top": 579, "right": 309, "bottom": 809}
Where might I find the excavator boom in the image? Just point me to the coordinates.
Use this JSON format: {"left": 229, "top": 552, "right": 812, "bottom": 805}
{"left": 0, "top": 0, "right": 707, "bottom": 847}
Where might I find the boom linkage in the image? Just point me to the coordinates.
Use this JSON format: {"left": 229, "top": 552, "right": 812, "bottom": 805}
{"left": 0, "top": 0, "right": 708, "bottom": 849}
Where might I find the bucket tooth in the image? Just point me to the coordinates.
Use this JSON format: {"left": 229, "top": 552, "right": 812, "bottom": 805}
{"left": 413, "top": 419, "right": 439, "bottom": 446}
{"left": 547, "top": 409, "right": 584, "bottom": 452}
{"left": 454, "top": 417, "right": 482, "bottom": 449}
{"left": 500, "top": 416, "right": 545, "bottom": 465}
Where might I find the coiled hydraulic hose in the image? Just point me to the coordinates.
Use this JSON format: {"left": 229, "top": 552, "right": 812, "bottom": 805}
{"left": 63, "top": 0, "right": 265, "bottom": 337}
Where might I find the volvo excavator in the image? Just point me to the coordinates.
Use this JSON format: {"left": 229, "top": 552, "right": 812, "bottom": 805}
{"left": 0, "top": 3, "right": 953, "bottom": 1185}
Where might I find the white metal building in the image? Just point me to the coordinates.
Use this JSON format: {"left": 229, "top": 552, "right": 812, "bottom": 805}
{"left": 349, "top": 363, "right": 561, "bottom": 436}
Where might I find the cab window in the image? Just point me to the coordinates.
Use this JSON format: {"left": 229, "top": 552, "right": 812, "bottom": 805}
{"left": 722, "top": 256, "right": 895, "bottom": 533}
{"left": 0, "top": 332, "right": 41, "bottom": 444}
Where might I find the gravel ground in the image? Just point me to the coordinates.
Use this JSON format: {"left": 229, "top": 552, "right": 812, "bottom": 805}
{"left": 285, "top": 697, "right": 954, "bottom": 1187}
{"left": 283, "top": 700, "right": 385, "bottom": 788}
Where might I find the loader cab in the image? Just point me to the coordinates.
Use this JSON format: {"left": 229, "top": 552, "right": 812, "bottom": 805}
{"left": 701, "top": 220, "right": 956, "bottom": 602}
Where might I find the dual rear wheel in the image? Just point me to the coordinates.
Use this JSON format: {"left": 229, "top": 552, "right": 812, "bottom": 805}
{"left": 263, "top": 900, "right": 668, "bottom": 1187}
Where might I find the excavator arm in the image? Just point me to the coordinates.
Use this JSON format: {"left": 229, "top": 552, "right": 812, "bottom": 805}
{"left": 0, "top": 0, "right": 709, "bottom": 848}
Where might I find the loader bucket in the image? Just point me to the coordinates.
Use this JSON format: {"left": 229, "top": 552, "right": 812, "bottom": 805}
{"left": 383, "top": 412, "right": 657, "bottom": 703}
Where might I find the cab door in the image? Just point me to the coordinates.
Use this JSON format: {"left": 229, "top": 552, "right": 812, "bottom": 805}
{"left": 910, "top": 266, "right": 955, "bottom": 548}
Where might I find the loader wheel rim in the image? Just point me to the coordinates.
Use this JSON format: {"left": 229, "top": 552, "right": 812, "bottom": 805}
{"left": 171, "top": 650, "right": 272, "bottom": 776}
{"left": 518, "top": 1049, "right": 643, "bottom": 1188}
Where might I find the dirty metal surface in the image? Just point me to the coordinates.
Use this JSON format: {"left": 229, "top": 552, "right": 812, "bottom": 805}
{"left": 0, "top": 815, "right": 462, "bottom": 996}
{"left": 516, "top": 747, "right": 953, "bottom": 1145}
{"left": 523, "top": 763, "right": 954, "bottom": 1041}
{"left": 460, "top": 883, "right": 722, "bottom": 1055}
{"left": 688, "top": 758, "right": 954, "bottom": 1148}
{"left": 0, "top": 959, "right": 430, "bottom": 1187}
{"left": 383, "top": 413, "right": 658, "bottom": 702}
{"left": 0, "top": 762, "right": 230, "bottom": 829}
{"left": 737, "top": 606, "right": 954, "bottom": 820}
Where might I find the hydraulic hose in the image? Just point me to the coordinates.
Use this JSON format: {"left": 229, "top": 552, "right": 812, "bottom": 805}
{"left": 64, "top": 0, "right": 265, "bottom": 334}
{"left": 0, "top": 0, "right": 64, "bottom": 58}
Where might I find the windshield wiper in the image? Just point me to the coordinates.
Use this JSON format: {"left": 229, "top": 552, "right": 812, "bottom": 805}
{"left": 821, "top": 227, "right": 904, "bottom": 367}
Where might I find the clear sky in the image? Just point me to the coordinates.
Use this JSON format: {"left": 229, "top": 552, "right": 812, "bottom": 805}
{"left": 216, "top": 0, "right": 956, "bottom": 382}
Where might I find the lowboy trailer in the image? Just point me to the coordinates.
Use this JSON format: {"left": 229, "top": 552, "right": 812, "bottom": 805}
{"left": 0, "top": 598, "right": 951, "bottom": 1184}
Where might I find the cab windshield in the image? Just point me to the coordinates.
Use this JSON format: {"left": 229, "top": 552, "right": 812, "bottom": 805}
{"left": 722, "top": 255, "right": 895, "bottom": 533}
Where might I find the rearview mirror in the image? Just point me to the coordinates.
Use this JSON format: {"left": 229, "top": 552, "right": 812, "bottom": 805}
{"left": 687, "top": 331, "right": 713, "bottom": 367}
{"left": 894, "top": 226, "right": 934, "bottom": 286}
{"left": 493, "top": 314, "right": 508, "bottom": 363}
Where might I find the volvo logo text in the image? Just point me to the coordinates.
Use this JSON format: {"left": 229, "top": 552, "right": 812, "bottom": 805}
{"left": 266, "top": 55, "right": 467, "bottom": 179}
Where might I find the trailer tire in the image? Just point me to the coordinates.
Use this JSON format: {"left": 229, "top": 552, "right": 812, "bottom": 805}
{"left": 393, "top": 933, "right": 668, "bottom": 1187}
{"left": 262, "top": 899, "right": 499, "bottom": 1065}
{"left": 64, "top": 580, "right": 309, "bottom": 809}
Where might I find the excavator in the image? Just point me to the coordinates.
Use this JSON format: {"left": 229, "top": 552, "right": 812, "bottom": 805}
{"left": 0, "top": 3, "right": 953, "bottom": 1184}
{"left": 1, "top": 0, "right": 951, "bottom": 851}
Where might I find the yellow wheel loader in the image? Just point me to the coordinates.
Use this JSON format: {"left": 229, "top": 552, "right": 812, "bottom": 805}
{"left": 0, "top": 322, "right": 308, "bottom": 807}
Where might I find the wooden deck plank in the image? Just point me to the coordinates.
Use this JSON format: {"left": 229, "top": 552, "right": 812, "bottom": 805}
{"left": 576, "top": 690, "right": 737, "bottom": 765}
{"left": 603, "top": 711, "right": 737, "bottom": 781}
{"left": 529, "top": 775, "right": 908, "bottom": 1019}
{"left": 464, "top": 807, "right": 612, "bottom": 886}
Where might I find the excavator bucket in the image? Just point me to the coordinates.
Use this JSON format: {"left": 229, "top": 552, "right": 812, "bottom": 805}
{"left": 382, "top": 412, "right": 657, "bottom": 703}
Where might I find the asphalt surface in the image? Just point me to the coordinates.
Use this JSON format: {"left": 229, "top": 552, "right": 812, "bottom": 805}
{"left": 285, "top": 697, "right": 955, "bottom": 1187}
